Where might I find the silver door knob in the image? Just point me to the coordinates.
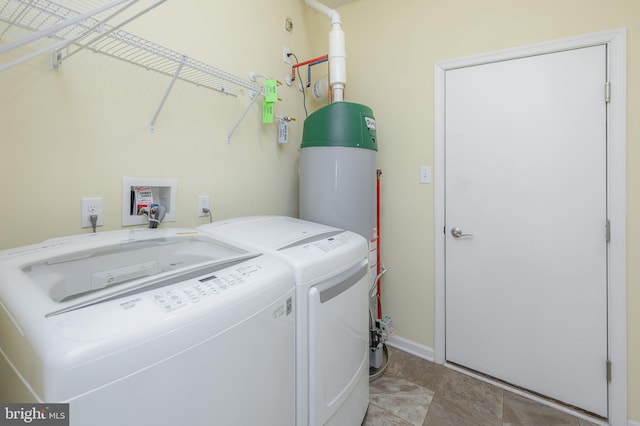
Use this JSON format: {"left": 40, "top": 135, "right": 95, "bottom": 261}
{"left": 451, "top": 227, "right": 473, "bottom": 238}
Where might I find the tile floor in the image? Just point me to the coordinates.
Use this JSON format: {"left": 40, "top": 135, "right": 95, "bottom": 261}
{"left": 362, "top": 346, "right": 602, "bottom": 426}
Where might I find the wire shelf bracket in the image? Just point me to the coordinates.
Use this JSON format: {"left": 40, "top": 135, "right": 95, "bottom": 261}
{"left": 149, "top": 54, "right": 185, "bottom": 133}
{"left": 226, "top": 90, "right": 260, "bottom": 144}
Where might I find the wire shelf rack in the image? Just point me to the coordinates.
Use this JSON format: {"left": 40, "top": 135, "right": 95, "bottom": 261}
{"left": 1, "top": 0, "right": 268, "bottom": 135}
{"left": 0, "top": 0, "right": 263, "bottom": 96}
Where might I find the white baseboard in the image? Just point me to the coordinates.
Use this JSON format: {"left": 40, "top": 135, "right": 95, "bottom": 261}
{"left": 384, "top": 334, "right": 639, "bottom": 426}
{"left": 386, "top": 335, "right": 435, "bottom": 363}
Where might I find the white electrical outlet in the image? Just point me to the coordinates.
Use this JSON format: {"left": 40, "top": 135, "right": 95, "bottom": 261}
{"left": 198, "top": 195, "right": 210, "bottom": 217}
{"left": 283, "top": 46, "right": 291, "bottom": 64}
{"left": 81, "top": 197, "right": 104, "bottom": 228}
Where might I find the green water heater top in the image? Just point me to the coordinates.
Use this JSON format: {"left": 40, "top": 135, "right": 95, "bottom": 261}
{"left": 300, "top": 102, "right": 377, "bottom": 151}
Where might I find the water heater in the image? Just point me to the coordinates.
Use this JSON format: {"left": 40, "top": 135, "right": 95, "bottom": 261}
{"left": 299, "top": 102, "right": 377, "bottom": 244}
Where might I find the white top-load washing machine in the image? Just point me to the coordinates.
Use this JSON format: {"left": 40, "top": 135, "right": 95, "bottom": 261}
{"left": 198, "top": 216, "right": 369, "bottom": 426}
{"left": 0, "top": 228, "right": 295, "bottom": 426}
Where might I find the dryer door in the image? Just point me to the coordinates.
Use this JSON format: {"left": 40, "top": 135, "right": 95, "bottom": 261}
{"left": 307, "top": 259, "right": 369, "bottom": 426}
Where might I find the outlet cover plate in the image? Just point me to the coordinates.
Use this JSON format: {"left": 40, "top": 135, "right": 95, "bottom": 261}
{"left": 81, "top": 197, "right": 104, "bottom": 228}
{"left": 198, "top": 195, "right": 210, "bottom": 217}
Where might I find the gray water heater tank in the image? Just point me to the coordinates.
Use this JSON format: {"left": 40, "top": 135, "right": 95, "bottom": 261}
{"left": 299, "top": 102, "right": 377, "bottom": 242}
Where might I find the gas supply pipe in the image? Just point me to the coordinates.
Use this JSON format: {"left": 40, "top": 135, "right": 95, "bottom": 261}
{"left": 290, "top": 54, "right": 328, "bottom": 83}
{"left": 376, "top": 169, "right": 382, "bottom": 318}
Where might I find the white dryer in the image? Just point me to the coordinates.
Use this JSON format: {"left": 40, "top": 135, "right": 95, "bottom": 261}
{"left": 198, "top": 216, "right": 369, "bottom": 426}
{"left": 0, "top": 229, "right": 295, "bottom": 426}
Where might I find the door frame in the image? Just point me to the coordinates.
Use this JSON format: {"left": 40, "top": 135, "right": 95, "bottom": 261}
{"left": 434, "top": 28, "right": 627, "bottom": 424}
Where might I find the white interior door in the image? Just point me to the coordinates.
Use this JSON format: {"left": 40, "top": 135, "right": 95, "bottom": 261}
{"left": 444, "top": 45, "right": 608, "bottom": 417}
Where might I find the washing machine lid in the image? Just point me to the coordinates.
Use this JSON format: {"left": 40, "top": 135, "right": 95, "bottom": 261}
{"left": 0, "top": 229, "right": 258, "bottom": 321}
{"left": 199, "top": 216, "right": 343, "bottom": 251}
{"left": 0, "top": 230, "right": 295, "bottom": 404}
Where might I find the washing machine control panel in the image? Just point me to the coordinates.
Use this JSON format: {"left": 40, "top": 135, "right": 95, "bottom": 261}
{"left": 149, "top": 264, "right": 262, "bottom": 313}
{"left": 48, "top": 257, "right": 293, "bottom": 343}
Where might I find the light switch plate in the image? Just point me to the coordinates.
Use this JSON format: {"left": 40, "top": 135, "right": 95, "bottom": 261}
{"left": 420, "top": 166, "right": 432, "bottom": 184}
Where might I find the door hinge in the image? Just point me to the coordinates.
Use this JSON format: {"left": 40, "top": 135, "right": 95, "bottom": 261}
{"left": 606, "top": 360, "right": 612, "bottom": 383}
{"left": 606, "top": 219, "right": 611, "bottom": 243}
{"left": 605, "top": 81, "right": 611, "bottom": 103}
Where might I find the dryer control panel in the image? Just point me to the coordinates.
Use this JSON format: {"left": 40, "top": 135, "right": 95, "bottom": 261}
{"left": 307, "top": 233, "right": 352, "bottom": 252}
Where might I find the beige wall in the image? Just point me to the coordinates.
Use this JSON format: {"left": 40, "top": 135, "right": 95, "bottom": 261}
{"left": 335, "top": 0, "right": 639, "bottom": 421}
{"left": 1, "top": 0, "right": 638, "bottom": 422}
{"left": 0, "top": 0, "right": 320, "bottom": 248}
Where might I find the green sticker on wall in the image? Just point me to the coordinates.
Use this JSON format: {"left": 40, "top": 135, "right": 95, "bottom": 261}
{"left": 264, "top": 79, "right": 278, "bottom": 103}
{"left": 262, "top": 101, "right": 274, "bottom": 123}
